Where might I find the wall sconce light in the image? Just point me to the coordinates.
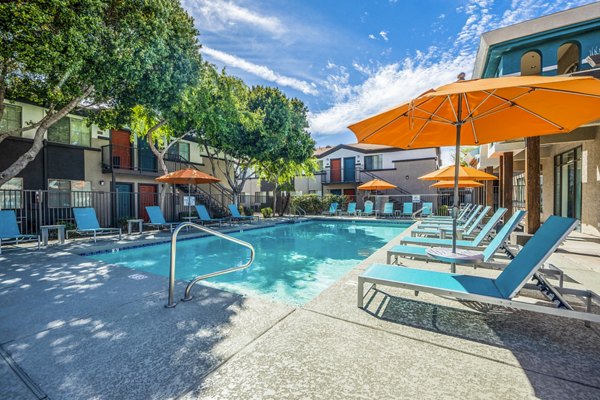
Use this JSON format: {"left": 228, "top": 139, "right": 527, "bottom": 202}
{"left": 405, "top": 175, "right": 410, "bottom": 180}
{"left": 99, "top": 180, "right": 105, "bottom": 186}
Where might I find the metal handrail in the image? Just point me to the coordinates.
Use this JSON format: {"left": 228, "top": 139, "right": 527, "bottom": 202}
{"left": 291, "top": 204, "right": 306, "bottom": 216}
{"left": 166, "top": 222, "right": 255, "bottom": 308}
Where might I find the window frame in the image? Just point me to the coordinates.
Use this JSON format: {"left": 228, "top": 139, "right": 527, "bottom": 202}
{"left": 47, "top": 116, "right": 92, "bottom": 147}
{"left": 364, "top": 154, "right": 383, "bottom": 170}
{"left": 0, "top": 104, "right": 23, "bottom": 135}
{"left": 0, "top": 177, "right": 23, "bottom": 209}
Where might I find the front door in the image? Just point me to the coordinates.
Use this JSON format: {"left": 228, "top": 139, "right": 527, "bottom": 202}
{"left": 111, "top": 130, "right": 132, "bottom": 169}
{"left": 139, "top": 184, "right": 157, "bottom": 221}
{"left": 138, "top": 137, "right": 157, "bottom": 172}
{"left": 343, "top": 189, "right": 356, "bottom": 202}
{"left": 343, "top": 157, "right": 356, "bottom": 182}
{"left": 554, "top": 147, "right": 582, "bottom": 220}
{"left": 115, "top": 183, "right": 133, "bottom": 219}
{"left": 330, "top": 159, "right": 341, "bottom": 182}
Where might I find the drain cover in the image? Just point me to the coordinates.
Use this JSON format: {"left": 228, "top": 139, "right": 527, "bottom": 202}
{"left": 128, "top": 274, "right": 147, "bottom": 280}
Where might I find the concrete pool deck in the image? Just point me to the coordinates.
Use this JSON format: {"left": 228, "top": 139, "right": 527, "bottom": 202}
{"left": 1, "top": 217, "right": 599, "bottom": 399}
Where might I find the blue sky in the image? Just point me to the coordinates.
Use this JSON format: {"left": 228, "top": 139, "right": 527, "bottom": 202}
{"left": 181, "top": 0, "right": 595, "bottom": 151}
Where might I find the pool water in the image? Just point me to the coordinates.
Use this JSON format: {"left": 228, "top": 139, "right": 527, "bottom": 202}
{"left": 88, "top": 220, "right": 408, "bottom": 306}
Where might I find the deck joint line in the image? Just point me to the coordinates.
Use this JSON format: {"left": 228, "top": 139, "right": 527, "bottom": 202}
{"left": 0, "top": 345, "right": 48, "bottom": 400}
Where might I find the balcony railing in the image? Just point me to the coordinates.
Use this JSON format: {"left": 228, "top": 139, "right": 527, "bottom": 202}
{"left": 320, "top": 167, "right": 361, "bottom": 184}
{"left": 101, "top": 144, "right": 193, "bottom": 174}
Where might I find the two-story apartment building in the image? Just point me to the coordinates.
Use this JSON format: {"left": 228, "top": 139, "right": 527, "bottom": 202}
{"left": 472, "top": 2, "right": 600, "bottom": 235}
{"left": 0, "top": 99, "right": 231, "bottom": 230}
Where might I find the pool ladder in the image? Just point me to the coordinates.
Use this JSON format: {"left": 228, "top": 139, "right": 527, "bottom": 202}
{"left": 166, "top": 222, "right": 256, "bottom": 308}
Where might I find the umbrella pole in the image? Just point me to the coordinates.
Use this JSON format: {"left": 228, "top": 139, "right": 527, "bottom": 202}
{"left": 188, "top": 183, "right": 191, "bottom": 218}
{"left": 452, "top": 95, "right": 463, "bottom": 265}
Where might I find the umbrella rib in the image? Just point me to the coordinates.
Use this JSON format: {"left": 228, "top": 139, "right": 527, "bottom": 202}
{"left": 478, "top": 90, "right": 564, "bottom": 130}
{"left": 467, "top": 89, "right": 533, "bottom": 121}
{"left": 410, "top": 105, "right": 455, "bottom": 124}
{"left": 523, "top": 86, "right": 600, "bottom": 100}
{"left": 464, "top": 89, "right": 497, "bottom": 120}
{"left": 462, "top": 95, "right": 479, "bottom": 144}
{"left": 447, "top": 95, "right": 458, "bottom": 122}
{"left": 407, "top": 96, "right": 450, "bottom": 148}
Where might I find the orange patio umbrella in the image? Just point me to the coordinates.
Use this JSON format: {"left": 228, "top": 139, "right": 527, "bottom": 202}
{"left": 156, "top": 168, "right": 220, "bottom": 216}
{"left": 419, "top": 165, "right": 497, "bottom": 181}
{"left": 357, "top": 178, "right": 397, "bottom": 191}
{"left": 431, "top": 180, "right": 483, "bottom": 189}
{"left": 348, "top": 75, "right": 600, "bottom": 256}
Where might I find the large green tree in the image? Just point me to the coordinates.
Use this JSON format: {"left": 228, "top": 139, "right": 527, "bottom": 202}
{"left": 0, "top": 0, "right": 201, "bottom": 185}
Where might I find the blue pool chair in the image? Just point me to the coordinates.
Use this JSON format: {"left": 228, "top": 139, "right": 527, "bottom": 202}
{"left": 145, "top": 206, "right": 179, "bottom": 232}
{"left": 381, "top": 202, "right": 394, "bottom": 218}
{"left": 358, "top": 216, "right": 600, "bottom": 324}
{"left": 388, "top": 209, "right": 521, "bottom": 265}
{"left": 0, "top": 210, "right": 40, "bottom": 254}
{"left": 402, "top": 202, "right": 413, "bottom": 218}
{"left": 340, "top": 202, "right": 357, "bottom": 216}
{"left": 425, "top": 203, "right": 471, "bottom": 221}
{"left": 359, "top": 201, "right": 376, "bottom": 217}
{"left": 413, "top": 206, "right": 490, "bottom": 237}
{"left": 322, "top": 202, "right": 338, "bottom": 216}
{"left": 68, "top": 207, "right": 121, "bottom": 242}
{"left": 195, "top": 204, "right": 229, "bottom": 226}
{"left": 421, "top": 202, "right": 433, "bottom": 217}
{"left": 400, "top": 207, "right": 513, "bottom": 248}
{"left": 228, "top": 204, "right": 258, "bottom": 224}
{"left": 418, "top": 205, "right": 483, "bottom": 228}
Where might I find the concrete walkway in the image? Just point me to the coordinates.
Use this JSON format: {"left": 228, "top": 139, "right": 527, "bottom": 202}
{"left": 1, "top": 219, "right": 599, "bottom": 399}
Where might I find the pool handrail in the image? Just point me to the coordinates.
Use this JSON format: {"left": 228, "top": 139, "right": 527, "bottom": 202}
{"left": 166, "top": 222, "right": 256, "bottom": 308}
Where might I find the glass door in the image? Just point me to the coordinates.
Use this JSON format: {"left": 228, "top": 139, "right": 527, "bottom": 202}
{"left": 554, "top": 147, "right": 581, "bottom": 220}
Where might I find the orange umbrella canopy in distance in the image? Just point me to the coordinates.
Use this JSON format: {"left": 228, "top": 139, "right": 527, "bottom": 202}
{"left": 431, "top": 180, "right": 483, "bottom": 188}
{"left": 357, "top": 178, "right": 397, "bottom": 191}
{"left": 156, "top": 168, "right": 220, "bottom": 185}
{"left": 419, "top": 165, "right": 497, "bottom": 181}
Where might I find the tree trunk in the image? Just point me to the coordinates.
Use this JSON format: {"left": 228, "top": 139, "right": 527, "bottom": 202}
{"left": 272, "top": 181, "right": 278, "bottom": 213}
{"left": 146, "top": 122, "right": 170, "bottom": 209}
{"left": 0, "top": 87, "right": 92, "bottom": 185}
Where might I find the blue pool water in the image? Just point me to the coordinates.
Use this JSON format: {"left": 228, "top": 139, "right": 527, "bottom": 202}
{"left": 88, "top": 220, "right": 408, "bottom": 306}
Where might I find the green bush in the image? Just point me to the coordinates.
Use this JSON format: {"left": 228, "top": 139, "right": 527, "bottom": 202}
{"left": 242, "top": 206, "right": 253, "bottom": 216}
{"left": 291, "top": 194, "right": 322, "bottom": 214}
{"left": 260, "top": 207, "right": 273, "bottom": 218}
{"left": 438, "top": 204, "right": 448, "bottom": 216}
{"left": 322, "top": 194, "right": 348, "bottom": 211}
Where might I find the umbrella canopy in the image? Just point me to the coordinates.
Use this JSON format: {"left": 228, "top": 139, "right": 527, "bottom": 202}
{"left": 156, "top": 168, "right": 220, "bottom": 185}
{"left": 431, "top": 180, "right": 483, "bottom": 188}
{"left": 419, "top": 165, "right": 497, "bottom": 181}
{"left": 348, "top": 75, "right": 600, "bottom": 258}
{"left": 357, "top": 178, "right": 397, "bottom": 191}
{"left": 348, "top": 75, "right": 600, "bottom": 148}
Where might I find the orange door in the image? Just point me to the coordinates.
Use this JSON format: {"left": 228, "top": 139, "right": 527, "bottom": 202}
{"left": 111, "top": 130, "right": 132, "bottom": 169}
{"left": 330, "top": 159, "right": 341, "bottom": 182}
{"left": 138, "top": 184, "right": 157, "bottom": 221}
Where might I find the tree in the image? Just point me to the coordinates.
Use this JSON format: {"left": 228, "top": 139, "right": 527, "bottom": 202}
{"left": 450, "top": 146, "right": 477, "bottom": 167}
{"left": 0, "top": 0, "right": 201, "bottom": 185}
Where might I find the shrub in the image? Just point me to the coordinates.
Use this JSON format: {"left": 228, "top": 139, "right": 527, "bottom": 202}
{"left": 438, "top": 204, "right": 448, "bottom": 216}
{"left": 261, "top": 207, "right": 273, "bottom": 218}
{"left": 242, "top": 206, "right": 253, "bottom": 216}
{"left": 322, "top": 194, "right": 348, "bottom": 211}
{"left": 291, "top": 194, "right": 322, "bottom": 214}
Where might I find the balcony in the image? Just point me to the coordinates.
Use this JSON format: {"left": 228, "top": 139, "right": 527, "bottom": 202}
{"left": 320, "top": 167, "right": 361, "bottom": 184}
{"left": 101, "top": 144, "right": 194, "bottom": 175}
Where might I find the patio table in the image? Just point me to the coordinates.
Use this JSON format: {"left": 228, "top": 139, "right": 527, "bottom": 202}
{"left": 40, "top": 224, "right": 65, "bottom": 246}
{"left": 426, "top": 247, "right": 484, "bottom": 273}
{"left": 127, "top": 219, "right": 144, "bottom": 235}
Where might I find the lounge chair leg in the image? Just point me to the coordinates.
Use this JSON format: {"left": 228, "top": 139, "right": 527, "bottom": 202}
{"left": 357, "top": 277, "right": 364, "bottom": 308}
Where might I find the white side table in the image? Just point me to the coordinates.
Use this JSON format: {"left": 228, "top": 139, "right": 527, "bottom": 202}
{"left": 426, "top": 247, "right": 484, "bottom": 273}
{"left": 40, "top": 225, "right": 65, "bottom": 246}
{"left": 127, "top": 219, "right": 144, "bottom": 235}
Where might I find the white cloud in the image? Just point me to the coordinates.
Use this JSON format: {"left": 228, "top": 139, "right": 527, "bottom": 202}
{"left": 379, "top": 31, "right": 389, "bottom": 41}
{"left": 202, "top": 47, "right": 319, "bottom": 96}
{"left": 368, "top": 34, "right": 376, "bottom": 40}
{"left": 182, "top": 0, "right": 286, "bottom": 36}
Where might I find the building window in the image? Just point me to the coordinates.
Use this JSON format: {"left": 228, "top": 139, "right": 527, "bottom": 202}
{"left": 316, "top": 160, "right": 324, "bottom": 171}
{"left": 364, "top": 154, "right": 383, "bottom": 170}
{"left": 554, "top": 147, "right": 582, "bottom": 220}
{"left": 557, "top": 42, "right": 580, "bottom": 75}
{"left": 48, "top": 117, "right": 91, "bottom": 147}
{"left": 0, "top": 177, "right": 23, "bottom": 209}
{"left": 0, "top": 104, "right": 22, "bottom": 135}
{"left": 166, "top": 142, "right": 191, "bottom": 162}
{"left": 48, "top": 179, "right": 92, "bottom": 208}
{"left": 520, "top": 51, "right": 542, "bottom": 76}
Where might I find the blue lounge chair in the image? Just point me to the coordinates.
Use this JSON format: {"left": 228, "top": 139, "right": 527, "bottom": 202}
{"left": 401, "top": 207, "right": 510, "bottom": 248}
{"left": 421, "top": 202, "right": 433, "bottom": 217}
{"left": 358, "top": 216, "right": 600, "bottom": 324}
{"left": 418, "top": 204, "right": 483, "bottom": 228}
{"left": 359, "top": 201, "right": 377, "bottom": 217}
{"left": 68, "top": 207, "right": 121, "bottom": 242}
{"left": 413, "top": 206, "right": 490, "bottom": 237}
{"left": 425, "top": 203, "right": 471, "bottom": 221}
{"left": 340, "top": 202, "right": 357, "bottom": 216}
{"left": 195, "top": 204, "right": 229, "bottom": 226}
{"left": 381, "top": 202, "right": 394, "bottom": 218}
{"left": 322, "top": 202, "right": 338, "bottom": 216}
{"left": 145, "top": 206, "right": 179, "bottom": 232}
{"left": 228, "top": 204, "right": 258, "bottom": 224}
{"left": 0, "top": 210, "right": 40, "bottom": 254}
{"left": 388, "top": 208, "right": 521, "bottom": 265}
{"left": 402, "top": 202, "right": 413, "bottom": 218}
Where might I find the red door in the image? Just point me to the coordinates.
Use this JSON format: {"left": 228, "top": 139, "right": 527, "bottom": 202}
{"left": 111, "top": 130, "right": 132, "bottom": 169}
{"left": 139, "top": 184, "right": 157, "bottom": 221}
{"left": 330, "top": 159, "right": 341, "bottom": 182}
{"left": 343, "top": 189, "right": 356, "bottom": 202}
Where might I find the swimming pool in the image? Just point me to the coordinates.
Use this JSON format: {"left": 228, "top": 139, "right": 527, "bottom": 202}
{"left": 88, "top": 220, "right": 408, "bottom": 306}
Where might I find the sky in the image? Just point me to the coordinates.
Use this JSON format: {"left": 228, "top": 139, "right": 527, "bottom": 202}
{"left": 181, "top": 0, "right": 596, "bottom": 159}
